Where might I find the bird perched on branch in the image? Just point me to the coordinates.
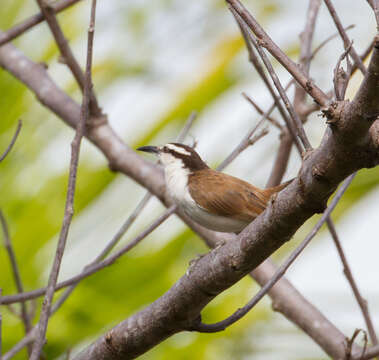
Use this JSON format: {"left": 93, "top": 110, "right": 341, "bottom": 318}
{"left": 138, "top": 143, "right": 291, "bottom": 234}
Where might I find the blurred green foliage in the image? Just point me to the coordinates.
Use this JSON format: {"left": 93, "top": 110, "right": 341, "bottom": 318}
{"left": 0, "top": 1, "right": 377, "bottom": 360}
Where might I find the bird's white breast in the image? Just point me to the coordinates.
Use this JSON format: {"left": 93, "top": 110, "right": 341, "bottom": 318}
{"left": 162, "top": 153, "right": 247, "bottom": 233}
{"left": 161, "top": 153, "right": 192, "bottom": 204}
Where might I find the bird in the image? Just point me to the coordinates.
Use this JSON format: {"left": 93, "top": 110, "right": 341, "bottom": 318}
{"left": 137, "top": 143, "right": 292, "bottom": 234}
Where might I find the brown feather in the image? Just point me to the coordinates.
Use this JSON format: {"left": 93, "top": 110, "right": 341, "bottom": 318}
{"left": 189, "top": 170, "right": 270, "bottom": 223}
{"left": 262, "top": 178, "right": 293, "bottom": 197}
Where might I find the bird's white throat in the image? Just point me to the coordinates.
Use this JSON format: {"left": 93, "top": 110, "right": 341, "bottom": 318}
{"left": 160, "top": 152, "right": 248, "bottom": 233}
{"left": 160, "top": 152, "right": 191, "bottom": 204}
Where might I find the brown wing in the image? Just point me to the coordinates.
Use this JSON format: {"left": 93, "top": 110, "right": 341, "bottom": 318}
{"left": 188, "top": 170, "right": 269, "bottom": 222}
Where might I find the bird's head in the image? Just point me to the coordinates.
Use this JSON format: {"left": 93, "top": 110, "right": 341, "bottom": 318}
{"left": 137, "top": 143, "right": 208, "bottom": 172}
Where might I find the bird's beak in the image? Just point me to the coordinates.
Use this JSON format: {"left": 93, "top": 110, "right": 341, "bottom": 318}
{"left": 137, "top": 145, "right": 159, "bottom": 154}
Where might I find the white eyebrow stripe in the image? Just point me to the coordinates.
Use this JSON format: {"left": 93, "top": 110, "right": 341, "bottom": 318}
{"left": 166, "top": 144, "right": 191, "bottom": 156}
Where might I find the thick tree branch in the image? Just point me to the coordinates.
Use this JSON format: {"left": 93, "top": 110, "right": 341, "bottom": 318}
{"left": 0, "top": 23, "right": 378, "bottom": 358}
{"left": 0, "top": 115, "right": 197, "bottom": 358}
{"left": 2, "top": 206, "right": 177, "bottom": 360}
{"left": 71, "top": 34, "right": 379, "bottom": 359}
{"left": 192, "top": 174, "right": 354, "bottom": 333}
{"left": 335, "top": 34, "right": 379, "bottom": 144}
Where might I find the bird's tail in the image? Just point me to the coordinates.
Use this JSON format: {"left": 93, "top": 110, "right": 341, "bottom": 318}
{"left": 267, "top": 178, "right": 294, "bottom": 194}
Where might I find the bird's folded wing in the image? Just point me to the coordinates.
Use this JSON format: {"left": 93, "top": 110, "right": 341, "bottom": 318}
{"left": 188, "top": 170, "right": 268, "bottom": 222}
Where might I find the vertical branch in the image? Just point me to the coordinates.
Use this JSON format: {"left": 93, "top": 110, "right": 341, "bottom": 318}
{"left": 50, "top": 111, "right": 197, "bottom": 313}
{"left": 35, "top": 0, "right": 102, "bottom": 117}
{"left": 30, "top": 1, "right": 98, "bottom": 359}
{"left": 265, "top": 130, "right": 293, "bottom": 187}
{"left": 2, "top": 110, "right": 197, "bottom": 360}
{"left": 294, "top": 0, "right": 321, "bottom": 116}
{"left": 333, "top": 43, "right": 353, "bottom": 101}
{"left": 327, "top": 218, "right": 378, "bottom": 346}
{"left": 2, "top": 205, "right": 176, "bottom": 360}
{"left": 0, "top": 211, "right": 33, "bottom": 355}
{"left": 269, "top": 0, "right": 321, "bottom": 188}
{"left": 299, "top": 0, "right": 322, "bottom": 75}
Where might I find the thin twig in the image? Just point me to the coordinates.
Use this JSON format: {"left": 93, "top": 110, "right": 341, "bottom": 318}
{"left": 323, "top": 0, "right": 367, "bottom": 75}
{"left": 35, "top": 0, "right": 102, "bottom": 117}
{"left": 176, "top": 111, "right": 197, "bottom": 143}
{"left": 362, "top": 331, "right": 369, "bottom": 360}
{"left": 30, "top": 2, "right": 98, "bottom": 359}
{"left": 333, "top": 42, "right": 353, "bottom": 101}
{"left": 265, "top": 130, "right": 293, "bottom": 187}
{"left": 233, "top": 9, "right": 312, "bottom": 152}
{"left": 298, "top": 36, "right": 375, "bottom": 118}
{"left": 347, "top": 329, "right": 367, "bottom": 360}
{"left": 0, "top": 4, "right": 374, "bottom": 356}
{"left": 3, "top": 329, "right": 36, "bottom": 360}
{"left": 299, "top": 0, "right": 322, "bottom": 75}
{"left": 50, "top": 205, "right": 176, "bottom": 307}
{"left": 0, "top": 211, "right": 32, "bottom": 354}
{"left": 53, "top": 110, "right": 198, "bottom": 310}
{"left": 2, "top": 206, "right": 176, "bottom": 360}
{"left": 227, "top": 0, "right": 330, "bottom": 106}
{"left": 217, "top": 121, "right": 268, "bottom": 171}
{"left": 0, "top": 112, "right": 198, "bottom": 358}
{"left": 51, "top": 107, "right": 196, "bottom": 309}
{"left": 294, "top": 0, "right": 321, "bottom": 119}
{"left": 0, "top": 119, "right": 22, "bottom": 162}
{"left": 242, "top": 92, "right": 282, "bottom": 130}
{"left": 191, "top": 173, "right": 355, "bottom": 333}
{"left": 234, "top": 11, "right": 304, "bottom": 152}
{"left": 50, "top": 191, "right": 154, "bottom": 313}
{"left": 0, "top": 0, "right": 83, "bottom": 47}
{"left": 347, "top": 329, "right": 360, "bottom": 360}
{"left": 327, "top": 218, "right": 378, "bottom": 346}
{"left": 1, "top": 111, "right": 198, "bottom": 307}
{"left": 309, "top": 24, "right": 355, "bottom": 63}
{"left": 245, "top": 78, "right": 294, "bottom": 188}
{"left": 352, "top": 343, "right": 379, "bottom": 360}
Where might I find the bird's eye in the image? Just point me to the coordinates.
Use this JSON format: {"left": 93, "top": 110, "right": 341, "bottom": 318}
{"left": 163, "top": 146, "right": 168, "bottom": 152}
